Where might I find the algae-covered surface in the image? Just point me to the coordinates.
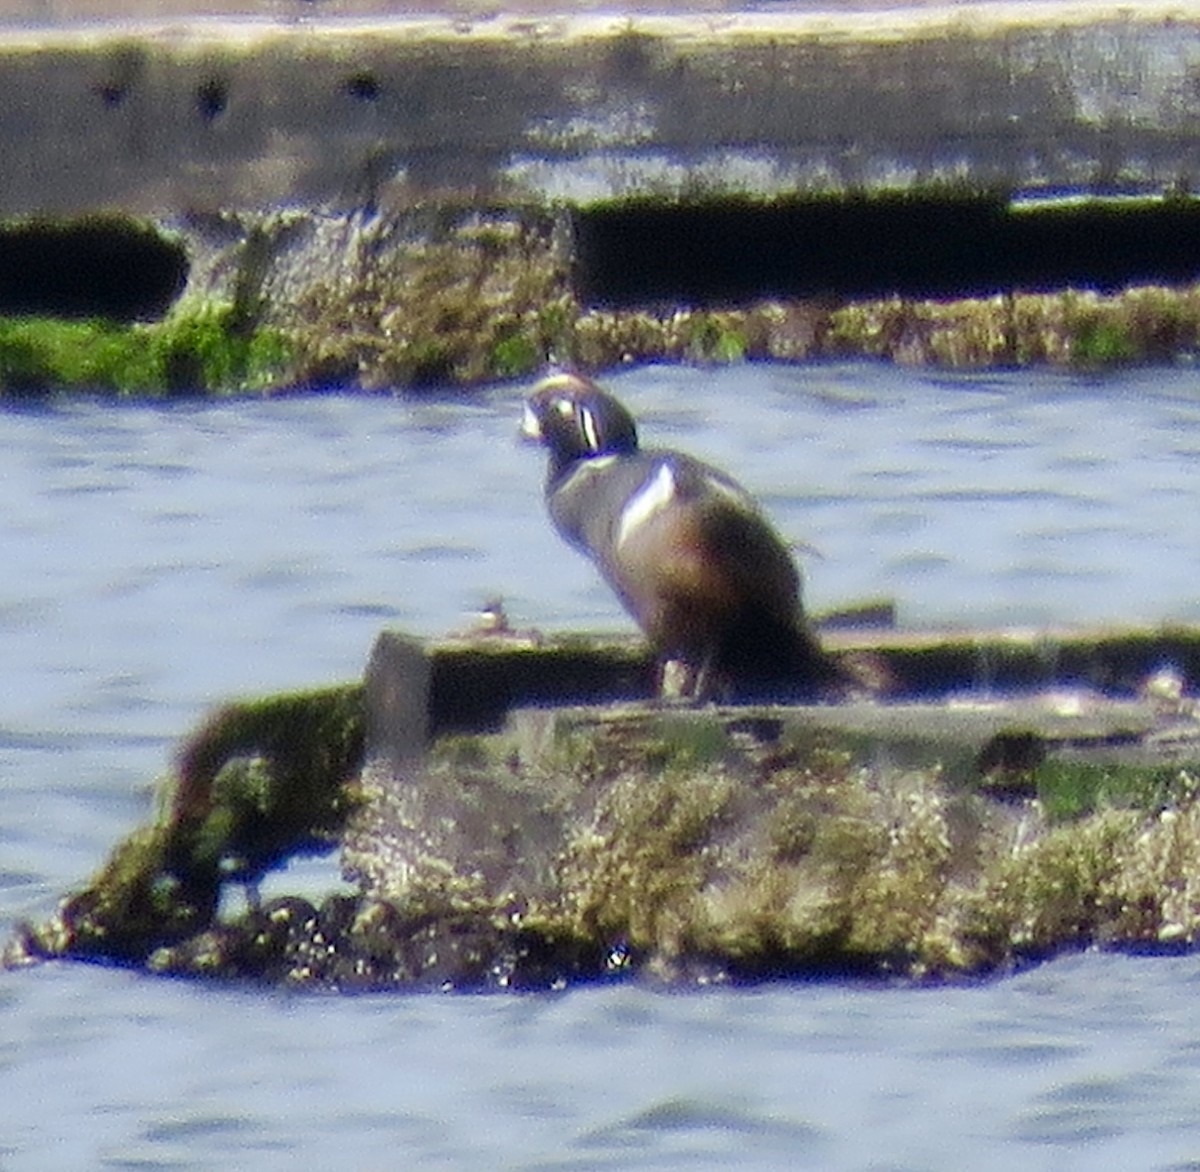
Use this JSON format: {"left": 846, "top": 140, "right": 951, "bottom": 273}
{"left": 7, "top": 684, "right": 366, "bottom": 968}
{"left": 0, "top": 304, "right": 291, "bottom": 396}
{"left": 9, "top": 277, "right": 1200, "bottom": 396}
{"left": 9, "top": 627, "right": 1200, "bottom": 991}
{"left": 7, "top": 199, "right": 1200, "bottom": 396}
{"left": 337, "top": 702, "right": 1200, "bottom": 987}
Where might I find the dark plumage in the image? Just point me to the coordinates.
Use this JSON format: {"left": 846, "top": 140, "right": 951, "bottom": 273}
{"left": 521, "top": 371, "right": 839, "bottom": 701}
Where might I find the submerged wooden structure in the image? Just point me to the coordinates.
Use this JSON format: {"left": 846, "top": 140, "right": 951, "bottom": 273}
{"left": 9, "top": 620, "right": 1200, "bottom": 990}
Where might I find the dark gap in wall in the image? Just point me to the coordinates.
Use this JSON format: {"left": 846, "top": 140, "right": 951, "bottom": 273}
{"left": 0, "top": 218, "right": 188, "bottom": 321}
{"left": 342, "top": 71, "right": 382, "bottom": 101}
{"left": 572, "top": 194, "right": 1200, "bottom": 306}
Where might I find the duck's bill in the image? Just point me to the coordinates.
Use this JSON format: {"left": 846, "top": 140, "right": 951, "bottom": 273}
{"left": 519, "top": 403, "right": 544, "bottom": 441}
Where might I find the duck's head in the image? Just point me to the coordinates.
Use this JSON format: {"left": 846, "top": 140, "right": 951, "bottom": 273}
{"left": 521, "top": 372, "right": 639, "bottom": 478}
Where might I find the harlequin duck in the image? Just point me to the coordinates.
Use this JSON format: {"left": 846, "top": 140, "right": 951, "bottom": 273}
{"left": 520, "top": 371, "right": 840, "bottom": 701}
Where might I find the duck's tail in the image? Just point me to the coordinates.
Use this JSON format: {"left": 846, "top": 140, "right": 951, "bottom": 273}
{"left": 712, "top": 611, "right": 870, "bottom": 703}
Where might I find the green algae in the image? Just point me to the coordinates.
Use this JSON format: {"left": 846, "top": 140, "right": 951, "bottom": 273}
{"left": 824, "top": 286, "right": 1200, "bottom": 369}
{"left": 171, "top": 684, "right": 367, "bottom": 887}
{"left": 149, "top": 303, "right": 292, "bottom": 396}
{"left": 289, "top": 276, "right": 1200, "bottom": 393}
{"left": 0, "top": 315, "right": 155, "bottom": 395}
{"left": 0, "top": 209, "right": 290, "bottom": 396}
{"left": 1034, "top": 760, "right": 1199, "bottom": 824}
{"left": 7, "top": 684, "right": 365, "bottom": 967}
{"left": 9, "top": 197, "right": 1200, "bottom": 395}
{"left": 0, "top": 303, "right": 292, "bottom": 397}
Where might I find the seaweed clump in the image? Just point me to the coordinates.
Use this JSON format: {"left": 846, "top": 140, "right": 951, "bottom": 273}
{"left": 0, "top": 304, "right": 292, "bottom": 398}
{"left": 285, "top": 273, "right": 1200, "bottom": 392}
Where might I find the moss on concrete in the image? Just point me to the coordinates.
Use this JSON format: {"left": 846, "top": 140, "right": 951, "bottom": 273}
{"left": 169, "top": 684, "right": 367, "bottom": 882}
{"left": 214, "top": 702, "right": 1200, "bottom": 985}
{"left": 0, "top": 303, "right": 292, "bottom": 397}
{"left": 825, "top": 285, "right": 1200, "bottom": 369}
{"left": 1033, "top": 760, "right": 1199, "bottom": 824}
{"left": 11, "top": 627, "right": 1200, "bottom": 988}
{"left": 21, "top": 280, "right": 1200, "bottom": 396}
{"left": 6, "top": 684, "right": 365, "bottom": 966}
{"left": 286, "top": 275, "right": 1200, "bottom": 394}
{"left": 8, "top": 198, "right": 1200, "bottom": 396}
{"left": 281, "top": 207, "right": 573, "bottom": 390}
{"left": 282, "top": 269, "right": 1200, "bottom": 390}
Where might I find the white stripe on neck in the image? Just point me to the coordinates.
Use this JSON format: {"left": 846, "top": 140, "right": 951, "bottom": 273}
{"left": 558, "top": 454, "right": 619, "bottom": 493}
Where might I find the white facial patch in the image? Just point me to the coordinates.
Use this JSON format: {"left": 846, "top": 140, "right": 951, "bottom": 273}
{"left": 579, "top": 404, "right": 600, "bottom": 451}
{"left": 616, "top": 463, "right": 677, "bottom": 550}
{"left": 520, "top": 402, "right": 543, "bottom": 440}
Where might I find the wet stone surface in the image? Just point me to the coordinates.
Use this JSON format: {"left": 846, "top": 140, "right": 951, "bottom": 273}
{"left": 144, "top": 895, "right": 611, "bottom": 991}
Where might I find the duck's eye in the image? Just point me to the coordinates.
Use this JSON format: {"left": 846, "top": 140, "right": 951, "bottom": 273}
{"left": 554, "top": 397, "right": 575, "bottom": 417}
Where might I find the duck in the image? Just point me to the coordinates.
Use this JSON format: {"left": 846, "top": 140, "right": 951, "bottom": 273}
{"left": 520, "top": 371, "right": 840, "bottom": 701}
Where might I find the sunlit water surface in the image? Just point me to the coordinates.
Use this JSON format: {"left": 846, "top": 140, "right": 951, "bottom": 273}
{"left": 4, "top": 362, "right": 1200, "bottom": 1170}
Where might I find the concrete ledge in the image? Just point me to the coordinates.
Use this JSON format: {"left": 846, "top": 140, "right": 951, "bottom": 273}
{"left": 2, "top": 3, "right": 1199, "bottom": 214}
{"left": 3, "top": 3, "right": 1200, "bottom": 392}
